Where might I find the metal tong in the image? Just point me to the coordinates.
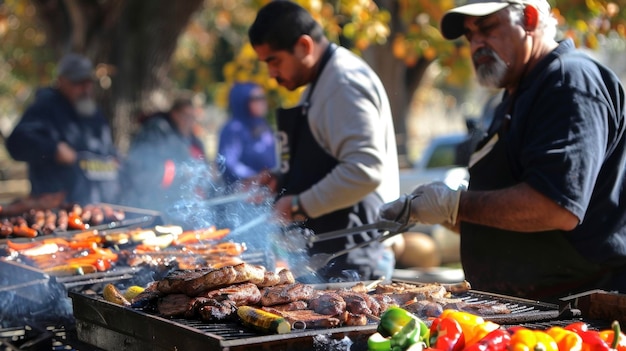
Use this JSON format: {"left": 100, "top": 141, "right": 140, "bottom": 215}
{"left": 304, "top": 194, "right": 414, "bottom": 273}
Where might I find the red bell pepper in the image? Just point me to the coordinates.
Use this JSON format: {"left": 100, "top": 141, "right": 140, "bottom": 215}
{"left": 599, "top": 321, "right": 626, "bottom": 351}
{"left": 564, "top": 322, "right": 611, "bottom": 351}
{"left": 430, "top": 316, "right": 465, "bottom": 351}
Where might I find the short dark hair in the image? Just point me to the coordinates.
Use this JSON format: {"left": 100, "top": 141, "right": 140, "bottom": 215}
{"left": 248, "top": 1, "right": 325, "bottom": 52}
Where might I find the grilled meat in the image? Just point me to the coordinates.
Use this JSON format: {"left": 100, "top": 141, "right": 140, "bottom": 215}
{"left": 157, "top": 263, "right": 266, "bottom": 296}
{"left": 267, "top": 301, "right": 308, "bottom": 311}
{"left": 370, "top": 293, "right": 399, "bottom": 312}
{"left": 374, "top": 282, "right": 448, "bottom": 299}
{"left": 402, "top": 300, "right": 444, "bottom": 318}
{"left": 340, "top": 311, "right": 368, "bottom": 326}
{"left": 198, "top": 299, "right": 238, "bottom": 321}
{"left": 260, "top": 283, "right": 315, "bottom": 307}
{"left": 157, "top": 293, "right": 194, "bottom": 317}
{"left": 441, "top": 301, "right": 511, "bottom": 315}
{"left": 130, "top": 283, "right": 163, "bottom": 309}
{"left": 308, "top": 292, "right": 346, "bottom": 316}
{"left": 201, "top": 282, "right": 261, "bottom": 306}
{"left": 262, "top": 307, "right": 341, "bottom": 329}
{"left": 257, "top": 270, "right": 281, "bottom": 287}
{"left": 337, "top": 290, "right": 381, "bottom": 316}
{"left": 278, "top": 268, "right": 295, "bottom": 285}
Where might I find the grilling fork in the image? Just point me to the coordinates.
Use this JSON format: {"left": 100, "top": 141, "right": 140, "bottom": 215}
{"left": 304, "top": 194, "right": 415, "bottom": 273}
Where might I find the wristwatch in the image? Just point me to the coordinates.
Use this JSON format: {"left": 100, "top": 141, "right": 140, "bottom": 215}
{"left": 291, "top": 195, "right": 307, "bottom": 222}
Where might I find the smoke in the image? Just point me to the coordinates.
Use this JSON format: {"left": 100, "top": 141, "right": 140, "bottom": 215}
{"left": 0, "top": 269, "right": 73, "bottom": 328}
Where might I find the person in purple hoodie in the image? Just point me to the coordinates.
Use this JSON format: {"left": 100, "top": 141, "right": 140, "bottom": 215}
{"left": 217, "top": 82, "right": 277, "bottom": 185}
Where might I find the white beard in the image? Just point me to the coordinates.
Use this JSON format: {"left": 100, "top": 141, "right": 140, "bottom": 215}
{"left": 474, "top": 48, "right": 508, "bottom": 88}
{"left": 75, "top": 97, "right": 97, "bottom": 117}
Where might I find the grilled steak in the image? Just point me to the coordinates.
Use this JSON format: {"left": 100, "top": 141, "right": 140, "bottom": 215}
{"left": 157, "top": 294, "right": 194, "bottom": 317}
{"left": 260, "top": 283, "right": 315, "bottom": 306}
{"left": 308, "top": 292, "right": 346, "bottom": 316}
{"left": 156, "top": 263, "right": 266, "bottom": 296}
{"left": 199, "top": 299, "right": 238, "bottom": 321}
{"left": 337, "top": 290, "right": 381, "bottom": 316}
{"left": 201, "top": 282, "right": 261, "bottom": 306}
{"left": 262, "top": 307, "right": 341, "bottom": 329}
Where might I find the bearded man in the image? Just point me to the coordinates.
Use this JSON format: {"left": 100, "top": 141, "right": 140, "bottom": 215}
{"left": 6, "top": 53, "right": 120, "bottom": 205}
{"left": 380, "top": 0, "right": 626, "bottom": 301}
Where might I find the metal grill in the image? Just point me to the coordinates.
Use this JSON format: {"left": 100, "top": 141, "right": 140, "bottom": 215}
{"left": 68, "top": 285, "right": 592, "bottom": 351}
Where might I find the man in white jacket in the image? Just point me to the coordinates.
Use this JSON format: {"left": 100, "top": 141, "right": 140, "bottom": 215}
{"left": 248, "top": 0, "right": 399, "bottom": 282}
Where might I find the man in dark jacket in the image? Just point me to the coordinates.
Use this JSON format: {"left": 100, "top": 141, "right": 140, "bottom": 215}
{"left": 119, "top": 97, "right": 209, "bottom": 222}
{"left": 6, "top": 53, "right": 120, "bottom": 205}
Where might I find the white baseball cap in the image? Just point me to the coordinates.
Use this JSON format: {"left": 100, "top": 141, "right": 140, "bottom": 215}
{"left": 440, "top": 0, "right": 551, "bottom": 40}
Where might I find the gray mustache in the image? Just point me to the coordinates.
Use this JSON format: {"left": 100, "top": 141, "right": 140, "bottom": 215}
{"left": 473, "top": 48, "right": 497, "bottom": 62}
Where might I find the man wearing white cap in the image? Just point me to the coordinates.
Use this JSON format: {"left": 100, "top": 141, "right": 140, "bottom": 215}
{"left": 380, "top": 0, "right": 626, "bottom": 300}
{"left": 6, "top": 53, "right": 120, "bottom": 205}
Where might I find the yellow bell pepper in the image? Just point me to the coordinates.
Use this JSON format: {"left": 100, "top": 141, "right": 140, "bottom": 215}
{"left": 546, "top": 326, "right": 583, "bottom": 351}
{"left": 510, "top": 328, "right": 558, "bottom": 351}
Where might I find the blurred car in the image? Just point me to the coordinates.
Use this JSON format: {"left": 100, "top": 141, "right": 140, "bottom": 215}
{"left": 399, "top": 133, "right": 470, "bottom": 196}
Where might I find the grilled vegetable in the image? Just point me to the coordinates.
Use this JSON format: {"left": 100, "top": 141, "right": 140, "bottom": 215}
{"left": 368, "top": 332, "right": 392, "bottom": 351}
{"left": 44, "top": 264, "right": 97, "bottom": 276}
{"left": 237, "top": 306, "right": 291, "bottom": 334}
{"left": 123, "top": 286, "right": 146, "bottom": 301}
{"left": 430, "top": 316, "right": 465, "bottom": 351}
{"left": 546, "top": 326, "right": 583, "bottom": 351}
{"left": 102, "top": 283, "right": 131, "bottom": 306}
{"left": 463, "top": 328, "right": 511, "bottom": 351}
{"left": 599, "top": 321, "right": 626, "bottom": 351}
{"left": 509, "top": 328, "right": 558, "bottom": 351}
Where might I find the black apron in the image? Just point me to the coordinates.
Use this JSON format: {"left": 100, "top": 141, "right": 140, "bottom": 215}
{"left": 462, "top": 107, "right": 609, "bottom": 301}
{"left": 275, "top": 44, "right": 390, "bottom": 281}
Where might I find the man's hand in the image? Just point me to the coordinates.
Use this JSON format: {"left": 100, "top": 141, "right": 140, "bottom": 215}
{"left": 379, "top": 181, "right": 462, "bottom": 226}
{"left": 56, "top": 141, "right": 77, "bottom": 165}
{"left": 241, "top": 169, "right": 278, "bottom": 193}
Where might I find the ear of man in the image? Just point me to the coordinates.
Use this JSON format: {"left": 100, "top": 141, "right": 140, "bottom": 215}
{"left": 523, "top": 5, "right": 539, "bottom": 31}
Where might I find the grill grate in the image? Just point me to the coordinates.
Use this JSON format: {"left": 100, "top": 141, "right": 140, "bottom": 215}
{"left": 68, "top": 286, "right": 592, "bottom": 351}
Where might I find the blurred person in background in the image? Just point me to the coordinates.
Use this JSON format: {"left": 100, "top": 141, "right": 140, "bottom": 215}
{"left": 248, "top": 1, "right": 400, "bottom": 282}
{"left": 217, "top": 82, "right": 277, "bottom": 186}
{"left": 380, "top": 0, "right": 626, "bottom": 301}
{"left": 119, "top": 96, "right": 209, "bottom": 219}
{"left": 6, "top": 53, "right": 120, "bottom": 206}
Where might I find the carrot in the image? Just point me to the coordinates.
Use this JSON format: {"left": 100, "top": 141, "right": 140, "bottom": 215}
{"left": 12, "top": 224, "right": 38, "bottom": 238}
{"left": 7, "top": 240, "right": 40, "bottom": 251}
{"left": 173, "top": 228, "right": 230, "bottom": 245}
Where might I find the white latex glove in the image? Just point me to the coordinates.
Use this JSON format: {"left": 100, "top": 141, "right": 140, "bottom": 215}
{"left": 379, "top": 181, "right": 462, "bottom": 226}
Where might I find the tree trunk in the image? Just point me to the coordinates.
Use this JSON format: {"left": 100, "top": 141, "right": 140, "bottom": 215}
{"left": 366, "top": 0, "right": 433, "bottom": 169}
{"left": 31, "top": 0, "right": 203, "bottom": 153}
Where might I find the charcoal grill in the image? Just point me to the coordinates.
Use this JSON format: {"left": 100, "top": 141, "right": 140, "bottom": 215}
{"left": 68, "top": 281, "right": 588, "bottom": 351}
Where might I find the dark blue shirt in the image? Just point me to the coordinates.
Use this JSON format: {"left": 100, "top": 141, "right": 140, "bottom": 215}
{"left": 6, "top": 87, "right": 119, "bottom": 205}
{"left": 504, "top": 39, "right": 626, "bottom": 264}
